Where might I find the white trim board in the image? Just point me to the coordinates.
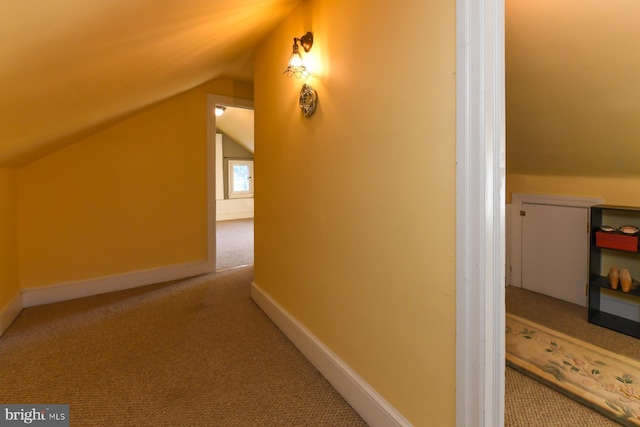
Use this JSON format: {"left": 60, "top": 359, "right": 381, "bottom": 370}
{"left": 21, "top": 261, "right": 214, "bottom": 308}
{"left": 505, "top": 203, "right": 513, "bottom": 287}
{"left": 0, "top": 292, "right": 23, "bottom": 336}
{"left": 250, "top": 282, "right": 412, "bottom": 427}
{"left": 509, "top": 193, "right": 602, "bottom": 289}
{"left": 216, "top": 198, "right": 254, "bottom": 221}
{"left": 512, "top": 193, "right": 602, "bottom": 209}
{"left": 216, "top": 212, "right": 254, "bottom": 221}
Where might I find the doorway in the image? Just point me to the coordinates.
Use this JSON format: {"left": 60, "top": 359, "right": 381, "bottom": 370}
{"left": 206, "top": 95, "right": 254, "bottom": 271}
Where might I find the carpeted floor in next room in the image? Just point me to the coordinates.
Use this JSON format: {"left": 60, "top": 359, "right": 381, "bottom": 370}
{"left": 216, "top": 218, "right": 254, "bottom": 270}
{"left": 505, "top": 285, "right": 640, "bottom": 427}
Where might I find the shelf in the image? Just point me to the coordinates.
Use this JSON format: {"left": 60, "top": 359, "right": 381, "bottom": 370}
{"left": 592, "top": 244, "right": 640, "bottom": 254}
{"left": 594, "top": 204, "right": 640, "bottom": 213}
{"left": 588, "top": 311, "right": 640, "bottom": 339}
{"left": 590, "top": 276, "right": 640, "bottom": 297}
{"left": 589, "top": 205, "right": 640, "bottom": 338}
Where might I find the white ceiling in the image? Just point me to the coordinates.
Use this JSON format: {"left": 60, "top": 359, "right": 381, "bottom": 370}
{"left": 217, "top": 107, "right": 254, "bottom": 153}
{"left": 0, "top": 0, "right": 298, "bottom": 166}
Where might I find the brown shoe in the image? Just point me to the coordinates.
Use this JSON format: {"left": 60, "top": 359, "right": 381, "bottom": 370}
{"left": 621, "top": 268, "right": 632, "bottom": 292}
{"left": 609, "top": 266, "right": 619, "bottom": 289}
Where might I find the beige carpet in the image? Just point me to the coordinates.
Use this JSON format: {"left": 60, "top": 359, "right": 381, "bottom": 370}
{"left": 506, "top": 286, "right": 634, "bottom": 427}
{"left": 506, "top": 367, "right": 620, "bottom": 427}
{"left": 507, "top": 313, "right": 640, "bottom": 426}
{"left": 216, "top": 219, "right": 253, "bottom": 270}
{"left": 0, "top": 266, "right": 366, "bottom": 426}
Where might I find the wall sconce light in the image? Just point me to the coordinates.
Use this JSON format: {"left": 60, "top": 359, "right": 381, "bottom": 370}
{"left": 284, "top": 32, "right": 313, "bottom": 78}
{"left": 215, "top": 106, "right": 226, "bottom": 117}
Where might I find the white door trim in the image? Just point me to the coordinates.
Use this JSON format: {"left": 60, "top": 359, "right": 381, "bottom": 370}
{"left": 456, "top": 0, "right": 506, "bottom": 425}
{"left": 510, "top": 193, "right": 603, "bottom": 288}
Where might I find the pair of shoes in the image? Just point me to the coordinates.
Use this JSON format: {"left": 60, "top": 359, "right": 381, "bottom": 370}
{"left": 608, "top": 267, "right": 639, "bottom": 292}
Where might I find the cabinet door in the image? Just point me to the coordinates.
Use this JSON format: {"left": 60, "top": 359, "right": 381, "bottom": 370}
{"left": 521, "top": 203, "right": 589, "bottom": 306}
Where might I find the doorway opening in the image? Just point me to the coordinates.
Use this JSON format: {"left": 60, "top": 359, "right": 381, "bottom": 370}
{"left": 207, "top": 95, "right": 255, "bottom": 271}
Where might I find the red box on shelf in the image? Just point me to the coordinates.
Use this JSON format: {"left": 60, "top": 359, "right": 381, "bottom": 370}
{"left": 595, "top": 231, "right": 639, "bottom": 252}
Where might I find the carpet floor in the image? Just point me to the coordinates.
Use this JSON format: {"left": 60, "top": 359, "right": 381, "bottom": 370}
{"left": 507, "top": 313, "right": 640, "bottom": 426}
{"left": 216, "top": 219, "right": 254, "bottom": 270}
{"left": 0, "top": 266, "right": 366, "bottom": 426}
{"left": 506, "top": 286, "right": 636, "bottom": 427}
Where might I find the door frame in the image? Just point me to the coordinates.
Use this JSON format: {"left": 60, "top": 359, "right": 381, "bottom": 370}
{"left": 510, "top": 193, "right": 603, "bottom": 289}
{"left": 456, "top": 0, "right": 506, "bottom": 424}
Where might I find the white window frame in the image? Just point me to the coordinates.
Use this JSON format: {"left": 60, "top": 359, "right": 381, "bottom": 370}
{"left": 227, "top": 160, "right": 254, "bottom": 199}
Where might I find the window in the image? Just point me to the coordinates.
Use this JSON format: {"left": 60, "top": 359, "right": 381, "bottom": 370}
{"left": 227, "top": 160, "right": 254, "bottom": 198}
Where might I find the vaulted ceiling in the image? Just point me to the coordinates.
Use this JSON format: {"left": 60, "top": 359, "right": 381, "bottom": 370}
{"left": 217, "top": 107, "right": 255, "bottom": 153}
{"left": 506, "top": 0, "right": 640, "bottom": 177}
{"left": 0, "top": 0, "right": 299, "bottom": 166}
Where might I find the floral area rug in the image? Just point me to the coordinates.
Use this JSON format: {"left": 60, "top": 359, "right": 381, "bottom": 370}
{"left": 506, "top": 314, "right": 640, "bottom": 426}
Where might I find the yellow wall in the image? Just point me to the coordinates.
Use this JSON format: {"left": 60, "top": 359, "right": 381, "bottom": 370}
{"left": 18, "top": 78, "right": 252, "bottom": 289}
{"left": 508, "top": 174, "right": 640, "bottom": 207}
{"left": 0, "top": 168, "right": 19, "bottom": 309}
{"left": 253, "top": 1, "right": 456, "bottom": 425}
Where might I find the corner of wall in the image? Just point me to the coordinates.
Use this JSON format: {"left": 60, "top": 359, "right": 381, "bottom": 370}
{"left": 0, "top": 291, "right": 23, "bottom": 336}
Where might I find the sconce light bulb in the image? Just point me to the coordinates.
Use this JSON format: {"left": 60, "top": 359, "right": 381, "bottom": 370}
{"left": 283, "top": 32, "right": 314, "bottom": 79}
{"left": 289, "top": 54, "right": 303, "bottom": 69}
{"left": 284, "top": 45, "right": 307, "bottom": 78}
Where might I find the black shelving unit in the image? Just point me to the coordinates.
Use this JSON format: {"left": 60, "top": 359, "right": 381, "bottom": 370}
{"left": 588, "top": 205, "right": 640, "bottom": 338}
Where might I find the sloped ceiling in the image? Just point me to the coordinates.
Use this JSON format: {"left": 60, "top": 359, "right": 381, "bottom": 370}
{"left": 0, "top": 0, "right": 299, "bottom": 166}
{"left": 217, "top": 107, "right": 254, "bottom": 153}
{"left": 506, "top": 0, "right": 640, "bottom": 176}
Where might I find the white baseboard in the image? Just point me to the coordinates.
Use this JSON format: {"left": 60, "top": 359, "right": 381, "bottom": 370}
{"left": 216, "top": 212, "right": 254, "bottom": 221}
{"left": 250, "top": 282, "right": 412, "bottom": 427}
{"left": 22, "top": 260, "right": 215, "bottom": 308}
{"left": 216, "top": 198, "right": 254, "bottom": 222}
{"left": 0, "top": 291, "right": 23, "bottom": 336}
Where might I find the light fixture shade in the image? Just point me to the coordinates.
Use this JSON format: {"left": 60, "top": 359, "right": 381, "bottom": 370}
{"left": 284, "top": 43, "right": 307, "bottom": 78}
{"left": 215, "top": 106, "right": 226, "bottom": 117}
{"left": 283, "top": 32, "right": 313, "bottom": 79}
